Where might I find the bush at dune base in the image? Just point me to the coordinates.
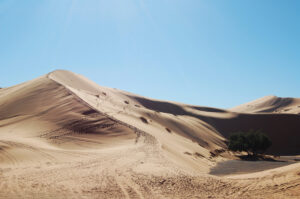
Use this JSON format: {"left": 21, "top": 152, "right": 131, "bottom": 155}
{"left": 227, "top": 130, "right": 272, "bottom": 156}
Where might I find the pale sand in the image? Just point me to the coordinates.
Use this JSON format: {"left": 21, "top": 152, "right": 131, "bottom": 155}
{"left": 0, "top": 70, "right": 299, "bottom": 198}
{"left": 231, "top": 95, "right": 300, "bottom": 114}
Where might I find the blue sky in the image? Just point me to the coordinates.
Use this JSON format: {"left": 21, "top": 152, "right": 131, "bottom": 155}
{"left": 0, "top": 0, "right": 299, "bottom": 108}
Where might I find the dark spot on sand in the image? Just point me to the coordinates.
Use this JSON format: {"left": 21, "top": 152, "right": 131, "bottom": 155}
{"left": 82, "top": 109, "right": 98, "bottom": 115}
{"left": 165, "top": 128, "right": 171, "bottom": 133}
{"left": 140, "top": 117, "right": 148, "bottom": 124}
{"left": 194, "top": 152, "right": 204, "bottom": 158}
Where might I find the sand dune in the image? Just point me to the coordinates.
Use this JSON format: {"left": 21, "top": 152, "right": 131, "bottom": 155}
{"left": 231, "top": 95, "right": 300, "bottom": 114}
{"left": 0, "top": 70, "right": 299, "bottom": 198}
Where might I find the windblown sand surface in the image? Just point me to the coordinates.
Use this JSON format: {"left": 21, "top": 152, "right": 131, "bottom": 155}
{"left": 231, "top": 95, "right": 300, "bottom": 114}
{"left": 0, "top": 70, "right": 299, "bottom": 199}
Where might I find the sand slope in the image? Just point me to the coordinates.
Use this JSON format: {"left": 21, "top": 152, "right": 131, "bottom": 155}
{"left": 231, "top": 95, "right": 300, "bottom": 114}
{"left": 0, "top": 70, "right": 299, "bottom": 199}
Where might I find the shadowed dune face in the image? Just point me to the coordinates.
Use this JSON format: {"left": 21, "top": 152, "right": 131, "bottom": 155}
{"left": 125, "top": 94, "right": 300, "bottom": 155}
{"left": 199, "top": 114, "right": 300, "bottom": 155}
{"left": 0, "top": 76, "right": 136, "bottom": 152}
{"left": 128, "top": 96, "right": 187, "bottom": 115}
{"left": 128, "top": 95, "right": 228, "bottom": 115}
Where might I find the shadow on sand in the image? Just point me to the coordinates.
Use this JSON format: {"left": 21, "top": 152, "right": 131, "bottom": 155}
{"left": 209, "top": 156, "right": 296, "bottom": 176}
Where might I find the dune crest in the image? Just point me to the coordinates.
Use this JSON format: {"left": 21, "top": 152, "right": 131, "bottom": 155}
{"left": 231, "top": 95, "right": 300, "bottom": 114}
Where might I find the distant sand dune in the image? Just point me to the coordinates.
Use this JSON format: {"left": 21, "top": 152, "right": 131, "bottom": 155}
{"left": 231, "top": 95, "right": 300, "bottom": 114}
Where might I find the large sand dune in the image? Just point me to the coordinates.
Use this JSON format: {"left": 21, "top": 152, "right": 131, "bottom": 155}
{"left": 0, "top": 70, "right": 299, "bottom": 198}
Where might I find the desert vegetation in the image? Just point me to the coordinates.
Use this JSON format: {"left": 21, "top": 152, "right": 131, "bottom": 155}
{"left": 227, "top": 130, "right": 272, "bottom": 157}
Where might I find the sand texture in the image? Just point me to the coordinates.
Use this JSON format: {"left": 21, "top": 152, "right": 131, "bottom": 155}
{"left": 0, "top": 70, "right": 299, "bottom": 199}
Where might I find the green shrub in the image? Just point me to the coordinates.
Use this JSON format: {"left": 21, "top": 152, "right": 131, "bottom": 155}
{"left": 227, "top": 130, "right": 272, "bottom": 156}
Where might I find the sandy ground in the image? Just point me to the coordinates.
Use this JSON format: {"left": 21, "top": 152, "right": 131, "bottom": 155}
{"left": 0, "top": 70, "right": 299, "bottom": 199}
{"left": 210, "top": 159, "right": 298, "bottom": 176}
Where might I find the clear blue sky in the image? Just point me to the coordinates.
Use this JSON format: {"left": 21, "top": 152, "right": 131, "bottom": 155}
{"left": 0, "top": 0, "right": 299, "bottom": 108}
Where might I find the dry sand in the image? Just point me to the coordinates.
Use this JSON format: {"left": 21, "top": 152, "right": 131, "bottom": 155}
{"left": 0, "top": 70, "right": 299, "bottom": 199}
{"left": 231, "top": 95, "right": 300, "bottom": 114}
